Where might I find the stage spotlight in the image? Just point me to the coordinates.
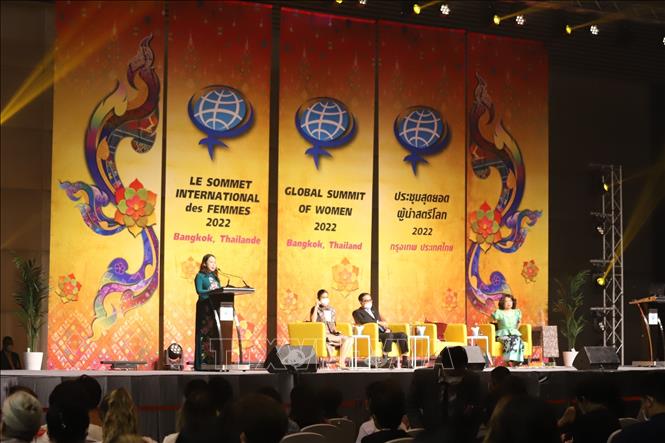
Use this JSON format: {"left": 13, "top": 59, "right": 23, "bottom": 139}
{"left": 358, "top": 0, "right": 367, "bottom": 4}
{"left": 602, "top": 176, "right": 609, "bottom": 192}
{"left": 165, "top": 342, "right": 183, "bottom": 370}
{"left": 590, "top": 25, "right": 599, "bottom": 35}
{"left": 493, "top": 14, "right": 501, "bottom": 25}
{"left": 413, "top": 3, "right": 421, "bottom": 15}
{"left": 565, "top": 25, "right": 573, "bottom": 35}
{"left": 596, "top": 225, "right": 605, "bottom": 235}
{"left": 335, "top": 0, "right": 343, "bottom": 4}
{"left": 440, "top": 4, "right": 450, "bottom": 15}
{"left": 516, "top": 15, "right": 525, "bottom": 26}
{"left": 596, "top": 276, "right": 606, "bottom": 287}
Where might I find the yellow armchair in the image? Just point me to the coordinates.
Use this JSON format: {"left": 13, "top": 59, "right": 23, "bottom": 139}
{"left": 353, "top": 322, "right": 407, "bottom": 359}
{"left": 479, "top": 323, "right": 503, "bottom": 358}
{"left": 434, "top": 323, "right": 468, "bottom": 355}
{"left": 287, "top": 322, "right": 331, "bottom": 359}
{"left": 412, "top": 323, "right": 468, "bottom": 357}
{"left": 519, "top": 324, "right": 533, "bottom": 358}
{"left": 479, "top": 323, "right": 533, "bottom": 360}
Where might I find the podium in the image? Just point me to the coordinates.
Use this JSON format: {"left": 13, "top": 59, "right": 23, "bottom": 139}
{"left": 203, "top": 285, "right": 255, "bottom": 371}
{"left": 629, "top": 295, "right": 665, "bottom": 366}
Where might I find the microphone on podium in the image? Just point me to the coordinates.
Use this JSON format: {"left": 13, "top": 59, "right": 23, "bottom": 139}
{"left": 217, "top": 270, "right": 250, "bottom": 288}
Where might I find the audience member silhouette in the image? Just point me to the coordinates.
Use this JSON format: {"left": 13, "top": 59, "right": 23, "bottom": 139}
{"left": 558, "top": 375, "right": 621, "bottom": 443}
{"left": 175, "top": 388, "right": 218, "bottom": 443}
{"left": 361, "top": 380, "right": 409, "bottom": 443}
{"left": 318, "top": 385, "right": 344, "bottom": 419}
{"left": 483, "top": 394, "right": 559, "bottom": 443}
{"left": 232, "top": 394, "right": 287, "bottom": 443}
{"left": 255, "top": 386, "right": 299, "bottom": 434}
{"left": 1, "top": 391, "right": 42, "bottom": 443}
{"left": 614, "top": 372, "right": 665, "bottom": 443}
{"left": 289, "top": 384, "right": 324, "bottom": 428}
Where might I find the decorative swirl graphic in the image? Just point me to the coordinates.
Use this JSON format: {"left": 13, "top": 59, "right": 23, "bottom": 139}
{"left": 466, "top": 74, "right": 542, "bottom": 315}
{"left": 60, "top": 36, "right": 161, "bottom": 341}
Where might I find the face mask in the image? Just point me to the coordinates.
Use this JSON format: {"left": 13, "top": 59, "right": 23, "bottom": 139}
{"left": 320, "top": 298, "right": 330, "bottom": 307}
{"left": 364, "top": 302, "right": 373, "bottom": 310}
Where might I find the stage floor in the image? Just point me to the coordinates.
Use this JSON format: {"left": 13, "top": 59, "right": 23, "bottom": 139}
{"left": 2, "top": 366, "right": 662, "bottom": 440}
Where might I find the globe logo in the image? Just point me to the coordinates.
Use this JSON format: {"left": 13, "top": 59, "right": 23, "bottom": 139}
{"left": 295, "top": 97, "right": 356, "bottom": 169}
{"left": 187, "top": 85, "right": 254, "bottom": 160}
{"left": 394, "top": 106, "right": 451, "bottom": 175}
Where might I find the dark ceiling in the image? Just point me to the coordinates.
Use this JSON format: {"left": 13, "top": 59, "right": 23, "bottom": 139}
{"left": 260, "top": 0, "right": 665, "bottom": 83}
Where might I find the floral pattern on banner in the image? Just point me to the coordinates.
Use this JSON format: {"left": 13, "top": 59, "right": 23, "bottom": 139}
{"left": 469, "top": 201, "right": 502, "bottom": 252}
{"left": 331, "top": 258, "right": 359, "bottom": 297}
{"left": 57, "top": 274, "right": 82, "bottom": 304}
{"left": 113, "top": 179, "right": 157, "bottom": 237}
{"left": 180, "top": 256, "right": 199, "bottom": 280}
{"left": 521, "top": 260, "right": 539, "bottom": 283}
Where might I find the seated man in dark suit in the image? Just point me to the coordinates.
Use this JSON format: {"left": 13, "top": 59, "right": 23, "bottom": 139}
{"left": 352, "top": 292, "right": 409, "bottom": 367}
{"left": 614, "top": 372, "right": 665, "bottom": 443}
{"left": 1, "top": 336, "right": 22, "bottom": 370}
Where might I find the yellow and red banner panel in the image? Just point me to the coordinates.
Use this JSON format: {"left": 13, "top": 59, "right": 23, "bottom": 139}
{"left": 49, "top": 1, "right": 164, "bottom": 369}
{"left": 276, "top": 9, "right": 376, "bottom": 341}
{"left": 378, "top": 23, "right": 466, "bottom": 325}
{"left": 465, "top": 33, "right": 549, "bottom": 328}
{"left": 163, "top": 1, "right": 271, "bottom": 363}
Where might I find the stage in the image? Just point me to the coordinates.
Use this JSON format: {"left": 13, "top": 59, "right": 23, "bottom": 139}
{"left": 2, "top": 366, "right": 662, "bottom": 441}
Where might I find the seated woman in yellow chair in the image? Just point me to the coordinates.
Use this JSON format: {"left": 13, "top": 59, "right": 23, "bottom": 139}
{"left": 310, "top": 289, "right": 353, "bottom": 369}
{"left": 492, "top": 294, "right": 525, "bottom": 366}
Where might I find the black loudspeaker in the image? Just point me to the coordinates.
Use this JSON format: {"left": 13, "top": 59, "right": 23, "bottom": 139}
{"left": 464, "top": 346, "right": 487, "bottom": 370}
{"left": 263, "top": 345, "right": 318, "bottom": 373}
{"left": 574, "top": 346, "right": 620, "bottom": 370}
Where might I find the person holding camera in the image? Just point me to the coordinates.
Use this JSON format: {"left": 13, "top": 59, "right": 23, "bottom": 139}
{"left": 310, "top": 289, "right": 352, "bottom": 369}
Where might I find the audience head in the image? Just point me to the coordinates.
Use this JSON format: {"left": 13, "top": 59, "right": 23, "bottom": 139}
{"left": 46, "top": 403, "right": 89, "bottom": 443}
{"left": 114, "top": 436, "right": 144, "bottom": 443}
{"left": 76, "top": 375, "right": 102, "bottom": 411}
{"left": 485, "top": 395, "right": 559, "bottom": 443}
{"left": 369, "top": 379, "right": 405, "bottom": 430}
{"left": 6, "top": 385, "right": 38, "bottom": 399}
{"left": 497, "top": 375, "right": 528, "bottom": 398}
{"left": 289, "top": 384, "right": 322, "bottom": 427}
{"left": 318, "top": 385, "right": 343, "bottom": 419}
{"left": 183, "top": 379, "right": 208, "bottom": 399}
{"left": 574, "top": 374, "right": 620, "bottom": 414}
{"left": 640, "top": 372, "right": 665, "bottom": 418}
{"left": 1, "top": 391, "right": 42, "bottom": 442}
{"left": 256, "top": 386, "right": 282, "bottom": 404}
{"left": 100, "top": 388, "right": 138, "bottom": 443}
{"left": 176, "top": 388, "right": 218, "bottom": 443}
{"left": 490, "top": 366, "right": 511, "bottom": 391}
{"left": 49, "top": 380, "right": 90, "bottom": 411}
{"left": 498, "top": 295, "right": 517, "bottom": 310}
{"left": 208, "top": 377, "right": 234, "bottom": 415}
{"left": 234, "top": 394, "right": 288, "bottom": 443}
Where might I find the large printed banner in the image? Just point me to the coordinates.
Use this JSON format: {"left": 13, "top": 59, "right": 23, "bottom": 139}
{"left": 49, "top": 1, "right": 164, "bottom": 369}
{"left": 163, "top": 1, "right": 271, "bottom": 363}
{"left": 465, "top": 34, "right": 549, "bottom": 328}
{"left": 276, "top": 9, "right": 376, "bottom": 341}
{"left": 378, "top": 23, "right": 466, "bottom": 324}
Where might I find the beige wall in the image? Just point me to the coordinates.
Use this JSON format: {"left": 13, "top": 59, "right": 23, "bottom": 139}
{"left": 1, "top": 1, "right": 54, "bottom": 356}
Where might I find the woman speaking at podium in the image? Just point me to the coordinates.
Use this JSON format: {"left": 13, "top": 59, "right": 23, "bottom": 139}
{"left": 194, "top": 253, "right": 222, "bottom": 371}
